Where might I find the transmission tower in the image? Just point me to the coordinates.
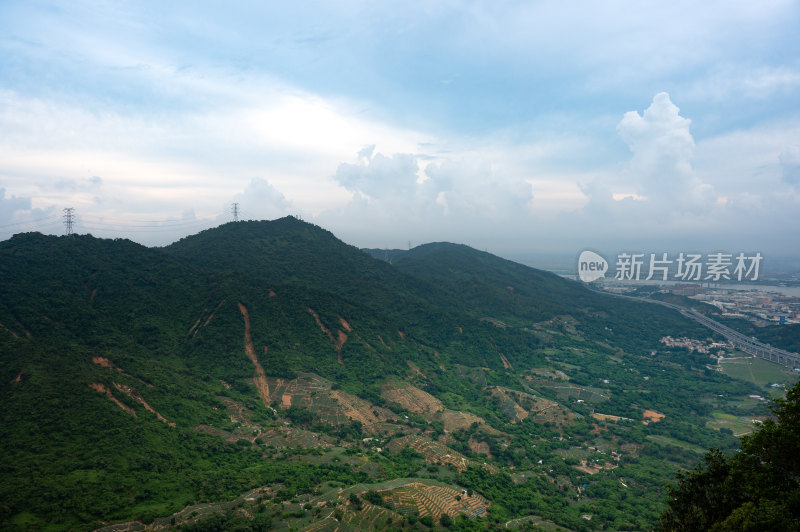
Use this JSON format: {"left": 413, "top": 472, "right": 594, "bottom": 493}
{"left": 63, "top": 208, "right": 74, "bottom": 236}
{"left": 232, "top": 202, "right": 239, "bottom": 222}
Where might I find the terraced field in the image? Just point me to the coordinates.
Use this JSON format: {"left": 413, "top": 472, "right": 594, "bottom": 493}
{"left": 382, "top": 481, "right": 489, "bottom": 519}
{"left": 257, "top": 426, "right": 335, "bottom": 448}
{"left": 385, "top": 434, "right": 469, "bottom": 472}
{"left": 381, "top": 381, "right": 486, "bottom": 432}
{"left": 296, "top": 479, "right": 490, "bottom": 531}
{"left": 263, "top": 372, "right": 396, "bottom": 433}
{"left": 340, "top": 501, "right": 397, "bottom": 530}
{"left": 490, "top": 385, "right": 578, "bottom": 425}
{"left": 381, "top": 382, "right": 444, "bottom": 415}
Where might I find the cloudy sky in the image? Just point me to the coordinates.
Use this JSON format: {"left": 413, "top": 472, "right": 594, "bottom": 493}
{"left": 1, "top": 1, "right": 799, "bottom": 263}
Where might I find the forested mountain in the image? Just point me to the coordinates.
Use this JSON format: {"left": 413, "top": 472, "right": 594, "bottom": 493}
{"left": 0, "top": 218, "right": 794, "bottom": 531}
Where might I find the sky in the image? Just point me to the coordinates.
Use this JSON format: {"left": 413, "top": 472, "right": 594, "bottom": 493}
{"left": 1, "top": 1, "right": 799, "bottom": 264}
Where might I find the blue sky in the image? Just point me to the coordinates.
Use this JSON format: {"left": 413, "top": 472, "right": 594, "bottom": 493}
{"left": 1, "top": 1, "right": 799, "bottom": 261}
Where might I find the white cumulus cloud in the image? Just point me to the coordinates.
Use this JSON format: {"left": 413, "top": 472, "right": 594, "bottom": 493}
{"left": 231, "top": 178, "right": 293, "bottom": 221}
{"left": 318, "top": 148, "right": 534, "bottom": 248}
{"left": 616, "top": 92, "right": 715, "bottom": 210}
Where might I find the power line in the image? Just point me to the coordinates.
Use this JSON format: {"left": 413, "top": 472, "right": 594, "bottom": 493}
{"left": 237, "top": 208, "right": 259, "bottom": 221}
{"left": 0, "top": 215, "right": 62, "bottom": 230}
{"left": 80, "top": 216, "right": 214, "bottom": 229}
{"left": 80, "top": 214, "right": 212, "bottom": 225}
{"left": 1, "top": 205, "right": 244, "bottom": 241}
{"left": 80, "top": 222, "right": 214, "bottom": 234}
{"left": 80, "top": 213, "right": 206, "bottom": 222}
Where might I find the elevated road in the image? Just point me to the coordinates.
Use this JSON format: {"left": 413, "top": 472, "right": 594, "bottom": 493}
{"left": 596, "top": 290, "right": 800, "bottom": 368}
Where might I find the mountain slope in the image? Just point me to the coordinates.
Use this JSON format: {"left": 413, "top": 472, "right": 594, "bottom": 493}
{"left": 164, "top": 218, "right": 451, "bottom": 314}
{"left": 0, "top": 220, "right": 782, "bottom": 531}
{"left": 381, "top": 242, "right": 712, "bottom": 354}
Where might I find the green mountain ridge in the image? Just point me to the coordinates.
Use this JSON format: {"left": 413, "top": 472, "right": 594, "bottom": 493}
{"left": 1, "top": 218, "right": 794, "bottom": 531}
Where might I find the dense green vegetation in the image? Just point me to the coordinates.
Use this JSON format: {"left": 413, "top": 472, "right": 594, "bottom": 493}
{"left": 1, "top": 218, "right": 797, "bottom": 530}
{"left": 659, "top": 381, "right": 800, "bottom": 530}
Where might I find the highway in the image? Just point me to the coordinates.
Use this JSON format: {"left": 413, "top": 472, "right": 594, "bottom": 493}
{"left": 596, "top": 290, "right": 800, "bottom": 368}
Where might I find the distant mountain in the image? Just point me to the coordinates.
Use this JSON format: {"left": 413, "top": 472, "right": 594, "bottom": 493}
{"left": 0, "top": 218, "right": 780, "bottom": 531}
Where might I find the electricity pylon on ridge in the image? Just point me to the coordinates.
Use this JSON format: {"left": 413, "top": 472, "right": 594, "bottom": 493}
{"left": 63, "top": 208, "right": 74, "bottom": 236}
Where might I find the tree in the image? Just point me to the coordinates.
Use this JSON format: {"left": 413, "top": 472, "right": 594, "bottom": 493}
{"left": 659, "top": 382, "right": 800, "bottom": 530}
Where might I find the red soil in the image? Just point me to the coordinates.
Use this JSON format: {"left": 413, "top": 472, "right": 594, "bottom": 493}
{"left": 238, "top": 303, "right": 271, "bottom": 404}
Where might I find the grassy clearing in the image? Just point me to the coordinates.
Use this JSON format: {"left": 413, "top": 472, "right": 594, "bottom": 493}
{"left": 554, "top": 447, "right": 593, "bottom": 460}
{"left": 707, "top": 410, "right": 766, "bottom": 437}
{"left": 719, "top": 356, "right": 798, "bottom": 389}
{"left": 505, "top": 515, "right": 569, "bottom": 530}
{"left": 646, "top": 435, "right": 706, "bottom": 454}
{"left": 706, "top": 416, "right": 762, "bottom": 437}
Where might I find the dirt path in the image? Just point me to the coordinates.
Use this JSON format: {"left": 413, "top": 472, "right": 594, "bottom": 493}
{"left": 238, "top": 303, "right": 271, "bottom": 404}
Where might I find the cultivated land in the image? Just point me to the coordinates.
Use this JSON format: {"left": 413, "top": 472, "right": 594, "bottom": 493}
{"left": 718, "top": 355, "right": 798, "bottom": 391}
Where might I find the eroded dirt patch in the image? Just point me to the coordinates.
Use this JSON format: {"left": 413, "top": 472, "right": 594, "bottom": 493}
{"left": 238, "top": 303, "right": 270, "bottom": 405}
{"left": 0, "top": 322, "right": 19, "bottom": 338}
{"left": 89, "top": 383, "right": 137, "bottom": 418}
{"left": 377, "top": 335, "right": 392, "bottom": 350}
{"left": 264, "top": 373, "right": 396, "bottom": 434}
{"left": 468, "top": 436, "right": 493, "bottom": 459}
{"left": 382, "top": 383, "right": 443, "bottom": 415}
{"left": 113, "top": 383, "right": 175, "bottom": 426}
{"left": 93, "top": 356, "right": 114, "bottom": 368}
{"left": 91, "top": 356, "right": 153, "bottom": 387}
{"left": 498, "top": 353, "right": 513, "bottom": 370}
{"left": 307, "top": 307, "right": 347, "bottom": 365}
{"left": 642, "top": 410, "right": 665, "bottom": 425}
{"left": 438, "top": 410, "right": 485, "bottom": 433}
{"left": 189, "top": 299, "right": 226, "bottom": 338}
{"left": 489, "top": 386, "right": 572, "bottom": 425}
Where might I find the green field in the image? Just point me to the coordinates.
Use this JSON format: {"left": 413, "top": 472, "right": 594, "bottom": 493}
{"left": 646, "top": 435, "right": 706, "bottom": 454}
{"left": 706, "top": 411, "right": 764, "bottom": 437}
{"left": 718, "top": 356, "right": 799, "bottom": 390}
